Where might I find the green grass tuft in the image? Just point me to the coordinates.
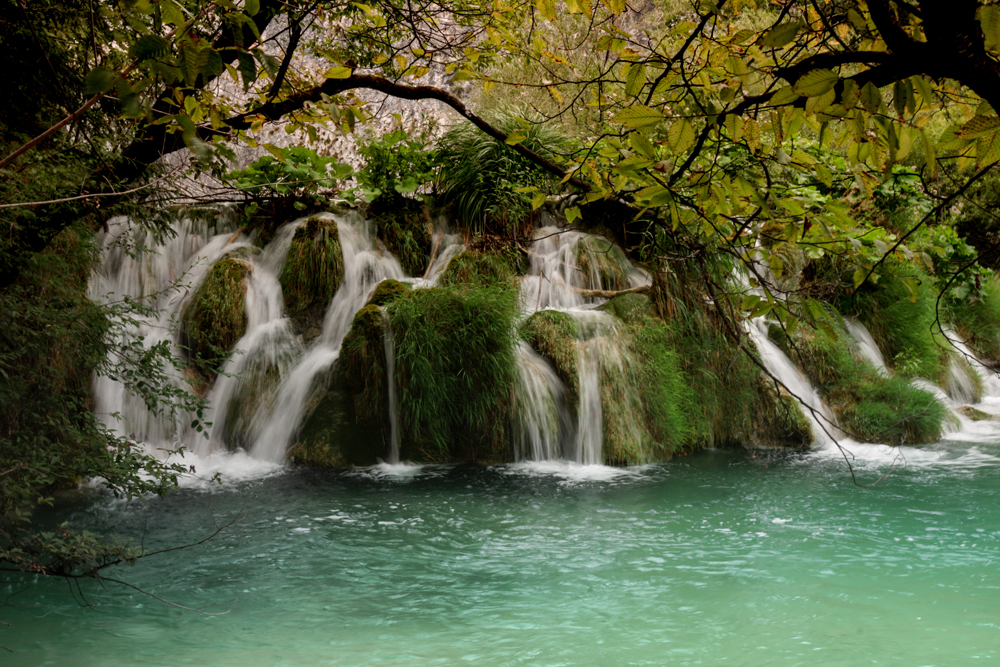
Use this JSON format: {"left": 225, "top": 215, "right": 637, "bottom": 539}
{"left": 367, "top": 279, "right": 411, "bottom": 307}
{"left": 438, "top": 251, "right": 516, "bottom": 287}
{"left": 519, "top": 310, "right": 580, "bottom": 405}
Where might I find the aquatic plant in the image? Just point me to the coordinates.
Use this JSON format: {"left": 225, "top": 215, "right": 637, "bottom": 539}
{"left": 182, "top": 257, "right": 250, "bottom": 376}
{"left": 280, "top": 216, "right": 343, "bottom": 316}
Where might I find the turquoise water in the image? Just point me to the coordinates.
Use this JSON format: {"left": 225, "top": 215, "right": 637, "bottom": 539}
{"left": 4, "top": 440, "right": 1000, "bottom": 666}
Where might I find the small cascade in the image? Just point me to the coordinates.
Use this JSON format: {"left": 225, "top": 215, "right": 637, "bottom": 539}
{"left": 513, "top": 343, "right": 570, "bottom": 461}
{"left": 249, "top": 212, "right": 406, "bottom": 462}
{"left": 511, "top": 225, "right": 651, "bottom": 465}
{"left": 419, "top": 228, "right": 465, "bottom": 286}
{"left": 844, "top": 318, "right": 889, "bottom": 375}
{"left": 382, "top": 309, "right": 401, "bottom": 463}
{"left": 748, "top": 320, "right": 840, "bottom": 448}
{"left": 88, "top": 212, "right": 240, "bottom": 447}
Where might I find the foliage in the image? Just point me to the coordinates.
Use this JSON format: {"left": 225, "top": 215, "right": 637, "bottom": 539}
{"left": 226, "top": 147, "right": 353, "bottom": 214}
{"left": 946, "top": 274, "right": 1000, "bottom": 362}
{"left": 389, "top": 284, "right": 519, "bottom": 462}
{"left": 280, "top": 216, "right": 344, "bottom": 316}
{"left": 354, "top": 126, "right": 438, "bottom": 205}
{"left": 182, "top": 258, "right": 250, "bottom": 377}
{"left": 370, "top": 198, "right": 432, "bottom": 276}
{"left": 0, "top": 224, "right": 196, "bottom": 580}
{"left": 437, "top": 109, "right": 570, "bottom": 235}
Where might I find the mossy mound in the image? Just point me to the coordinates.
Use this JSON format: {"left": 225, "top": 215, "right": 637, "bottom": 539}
{"left": 519, "top": 310, "right": 580, "bottom": 403}
{"left": 367, "top": 279, "right": 410, "bottom": 308}
{"left": 341, "top": 304, "right": 389, "bottom": 423}
{"left": 290, "top": 366, "right": 384, "bottom": 467}
{"left": 280, "top": 216, "right": 343, "bottom": 316}
{"left": 370, "top": 198, "right": 432, "bottom": 276}
{"left": 792, "top": 329, "right": 948, "bottom": 445}
{"left": 388, "top": 284, "right": 520, "bottom": 463}
{"left": 182, "top": 257, "right": 250, "bottom": 376}
{"left": 576, "top": 235, "right": 631, "bottom": 290}
{"left": 437, "top": 251, "right": 516, "bottom": 287}
{"left": 599, "top": 292, "right": 656, "bottom": 324}
{"left": 752, "top": 383, "right": 813, "bottom": 448}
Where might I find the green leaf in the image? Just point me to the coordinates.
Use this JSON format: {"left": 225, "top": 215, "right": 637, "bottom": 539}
{"left": 625, "top": 62, "right": 646, "bottom": 97}
{"left": 612, "top": 105, "right": 664, "bottom": 129}
{"left": 245, "top": 0, "right": 259, "bottom": 15}
{"left": 505, "top": 130, "right": 527, "bottom": 145}
{"left": 324, "top": 66, "right": 353, "bottom": 79}
{"left": 860, "top": 82, "right": 882, "bottom": 114}
{"left": 565, "top": 206, "right": 582, "bottom": 224}
{"left": 958, "top": 115, "right": 1000, "bottom": 139}
{"left": 793, "top": 69, "right": 838, "bottom": 97}
{"left": 237, "top": 51, "right": 257, "bottom": 89}
{"left": 531, "top": 191, "right": 546, "bottom": 210}
{"left": 129, "top": 35, "right": 170, "bottom": 61}
{"left": 630, "top": 132, "right": 656, "bottom": 159}
{"left": 84, "top": 67, "right": 117, "bottom": 95}
{"left": 667, "top": 118, "right": 696, "bottom": 153}
{"left": 761, "top": 21, "right": 801, "bottom": 48}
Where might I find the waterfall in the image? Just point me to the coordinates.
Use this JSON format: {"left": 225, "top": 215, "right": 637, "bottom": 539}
{"left": 747, "top": 320, "right": 840, "bottom": 448}
{"left": 844, "top": 317, "right": 889, "bottom": 375}
{"left": 89, "top": 211, "right": 240, "bottom": 448}
{"left": 382, "top": 309, "right": 401, "bottom": 463}
{"left": 511, "top": 224, "right": 650, "bottom": 465}
{"left": 249, "top": 212, "right": 406, "bottom": 462}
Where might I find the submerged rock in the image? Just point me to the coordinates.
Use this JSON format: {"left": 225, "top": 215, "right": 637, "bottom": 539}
{"left": 958, "top": 405, "right": 997, "bottom": 421}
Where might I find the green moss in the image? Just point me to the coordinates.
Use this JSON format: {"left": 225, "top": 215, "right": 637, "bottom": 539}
{"left": 438, "top": 251, "right": 516, "bottom": 287}
{"left": 793, "top": 329, "right": 948, "bottom": 445}
{"left": 280, "top": 216, "right": 343, "bottom": 315}
{"left": 519, "top": 310, "right": 580, "bottom": 403}
{"left": 958, "top": 405, "right": 995, "bottom": 421}
{"left": 367, "top": 279, "right": 410, "bottom": 307}
{"left": 577, "top": 235, "right": 631, "bottom": 291}
{"left": 341, "top": 304, "right": 389, "bottom": 423}
{"left": 182, "top": 257, "right": 250, "bottom": 376}
{"left": 753, "top": 384, "right": 813, "bottom": 448}
{"left": 599, "top": 292, "right": 655, "bottom": 324}
{"left": 389, "top": 284, "right": 520, "bottom": 463}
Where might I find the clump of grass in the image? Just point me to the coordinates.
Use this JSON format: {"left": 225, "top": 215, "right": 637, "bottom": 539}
{"left": 367, "top": 279, "right": 410, "bottom": 307}
{"left": 577, "top": 236, "right": 631, "bottom": 291}
{"left": 838, "top": 273, "right": 949, "bottom": 383}
{"left": 438, "top": 251, "right": 516, "bottom": 287}
{"left": 389, "top": 284, "right": 520, "bottom": 462}
{"left": 793, "top": 329, "right": 948, "bottom": 444}
{"left": 519, "top": 309, "right": 580, "bottom": 404}
{"left": 280, "top": 216, "right": 343, "bottom": 315}
{"left": 437, "top": 108, "right": 570, "bottom": 236}
{"left": 182, "top": 258, "right": 250, "bottom": 376}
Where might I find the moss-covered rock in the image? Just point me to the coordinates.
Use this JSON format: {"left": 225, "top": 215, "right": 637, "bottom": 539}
{"left": 958, "top": 405, "right": 996, "bottom": 421}
{"left": 599, "top": 292, "right": 655, "bottom": 324}
{"left": 519, "top": 310, "right": 580, "bottom": 403}
{"left": 182, "top": 257, "right": 251, "bottom": 376}
{"left": 289, "top": 366, "right": 384, "bottom": 467}
{"left": 280, "top": 216, "right": 344, "bottom": 316}
{"left": 437, "top": 251, "right": 516, "bottom": 287}
{"left": 367, "top": 279, "right": 410, "bottom": 308}
{"left": 752, "top": 382, "right": 813, "bottom": 448}
{"left": 576, "top": 235, "right": 631, "bottom": 290}
{"left": 341, "top": 304, "right": 389, "bottom": 423}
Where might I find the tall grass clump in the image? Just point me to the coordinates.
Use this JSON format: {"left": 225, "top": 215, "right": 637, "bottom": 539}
{"left": 792, "top": 329, "right": 948, "bottom": 444}
{"left": 182, "top": 257, "right": 250, "bottom": 376}
{"left": 437, "top": 108, "right": 571, "bottom": 236}
{"left": 389, "top": 284, "right": 520, "bottom": 462}
{"left": 519, "top": 309, "right": 580, "bottom": 404}
{"left": 438, "top": 251, "right": 517, "bottom": 287}
{"left": 280, "top": 216, "right": 343, "bottom": 315}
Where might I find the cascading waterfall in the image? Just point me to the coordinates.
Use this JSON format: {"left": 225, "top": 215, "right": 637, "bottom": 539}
{"left": 89, "top": 212, "right": 240, "bottom": 447}
{"left": 382, "top": 309, "right": 401, "bottom": 464}
{"left": 249, "top": 212, "right": 406, "bottom": 462}
{"left": 512, "top": 224, "right": 651, "bottom": 465}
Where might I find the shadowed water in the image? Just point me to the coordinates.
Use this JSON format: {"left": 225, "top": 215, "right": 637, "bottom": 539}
{"left": 5, "top": 441, "right": 1000, "bottom": 666}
